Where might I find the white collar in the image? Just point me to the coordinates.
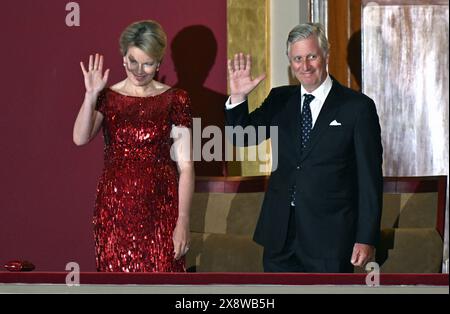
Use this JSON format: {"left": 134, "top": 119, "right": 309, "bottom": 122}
{"left": 300, "top": 75, "right": 333, "bottom": 103}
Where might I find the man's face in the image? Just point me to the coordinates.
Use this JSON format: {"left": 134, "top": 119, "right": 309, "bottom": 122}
{"left": 288, "top": 36, "right": 329, "bottom": 92}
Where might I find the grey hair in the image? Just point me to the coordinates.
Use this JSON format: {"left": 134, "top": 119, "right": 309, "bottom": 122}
{"left": 119, "top": 20, "right": 167, "bottom": 61}
{"left": 286, "top": 23, "right": 329, "bottom": 57}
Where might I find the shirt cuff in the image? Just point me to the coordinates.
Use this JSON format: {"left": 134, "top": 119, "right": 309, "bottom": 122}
{"left": 225, "top": 96, "right": 246, "bottom": 110}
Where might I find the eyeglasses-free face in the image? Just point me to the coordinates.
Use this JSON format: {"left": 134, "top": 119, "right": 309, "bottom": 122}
{"left": 123, "top": 47, "right": 160, "bottom": 85}
{"left": 124, "top": 56, "right": 159, "bottom": 73}
{"left": 288, "top": 36, "right": 329, "bottom": 93}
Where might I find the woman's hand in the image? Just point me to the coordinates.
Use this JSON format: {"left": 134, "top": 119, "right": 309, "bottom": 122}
{"left": 80, "top": 53, "right": 110, "bottom": 95}
{"left": 228, "top": 53, "right": 266, "bottom": 103}
{"left": 173, "top": 218, "right": 191, "bottom": 260}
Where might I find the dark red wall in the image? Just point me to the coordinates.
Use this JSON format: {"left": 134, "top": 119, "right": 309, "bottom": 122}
{"left": 0, "top": 0, "right": 226, "bottom": 271}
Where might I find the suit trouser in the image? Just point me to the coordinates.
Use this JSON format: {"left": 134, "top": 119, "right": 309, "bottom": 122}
{"left": 263, "top": 205, "right": 354, "bottom": 273}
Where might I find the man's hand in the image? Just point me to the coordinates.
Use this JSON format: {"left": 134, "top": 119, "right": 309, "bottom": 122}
{"left": 351, "top": 243, "right": 375, "bottom": 267}
{"left": 227, "top": 53, "right": 266, "bottom": 103}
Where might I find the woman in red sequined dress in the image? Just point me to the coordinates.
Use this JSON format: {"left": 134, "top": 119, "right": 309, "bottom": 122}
{"left": 73, "top": 20, "right": 194, "bottom": 272}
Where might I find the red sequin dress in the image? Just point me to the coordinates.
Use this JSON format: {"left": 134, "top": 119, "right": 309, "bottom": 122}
{"left": 93, "top": 87, "right": 192, "bottom": 272}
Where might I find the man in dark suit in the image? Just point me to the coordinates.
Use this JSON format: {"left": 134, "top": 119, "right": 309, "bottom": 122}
{"left": 225, "top": 23, "right": 383, "bottom": 273}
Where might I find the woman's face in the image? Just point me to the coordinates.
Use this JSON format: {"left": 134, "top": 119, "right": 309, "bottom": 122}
{"left": 123, "top": 46, "right": 159, "bottom": 86}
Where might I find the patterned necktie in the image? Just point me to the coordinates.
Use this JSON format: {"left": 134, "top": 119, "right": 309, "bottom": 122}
{"left": 301, "top": 94, "right": 315, "bottom": 150}
{"left": 290, "top": 94, "right": 315, "bottom": 207}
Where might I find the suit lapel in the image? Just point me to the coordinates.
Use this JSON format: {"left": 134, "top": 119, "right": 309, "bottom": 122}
{"left": 300, "top": 80, "right": 342, "bottom": 162}
{"left": 284, "top": 87, "right": 302, "bottom": 157}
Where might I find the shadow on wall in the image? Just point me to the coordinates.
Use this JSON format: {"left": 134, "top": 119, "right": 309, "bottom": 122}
{"left": 347, "top": 29, "right": 362, "bottom": 91}
{"left": 171, "top": 25, "right": 228, "bottom": 176}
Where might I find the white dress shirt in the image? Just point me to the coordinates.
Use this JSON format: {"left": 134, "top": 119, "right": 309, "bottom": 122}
{"left": 300, "top": 75, "right": 333, "bottom": 128}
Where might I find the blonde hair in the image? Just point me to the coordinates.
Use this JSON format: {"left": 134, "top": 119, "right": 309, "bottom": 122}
{"left": 119, "top": 20, "right": 167, "bottom": 61}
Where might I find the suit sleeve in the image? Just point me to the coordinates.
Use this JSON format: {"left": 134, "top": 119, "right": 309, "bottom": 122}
{"left": 224, "top": 89, "right": 277, "bottom": 147}
{"left": 354, "top": 99, "right": 383, "bottom": 246}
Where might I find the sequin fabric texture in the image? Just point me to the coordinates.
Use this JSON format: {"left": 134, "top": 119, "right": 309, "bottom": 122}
{"left": 93, "top": 88, "right": 192, "bottom": 272}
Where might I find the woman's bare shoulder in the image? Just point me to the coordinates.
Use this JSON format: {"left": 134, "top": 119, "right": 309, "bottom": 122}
{"left": 109, "top": 80, "right": 127, "bottom": 93}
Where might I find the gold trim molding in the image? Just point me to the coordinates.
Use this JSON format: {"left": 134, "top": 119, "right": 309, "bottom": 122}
{"left": 227, "top": 0, "right": 271, "bottom": 176}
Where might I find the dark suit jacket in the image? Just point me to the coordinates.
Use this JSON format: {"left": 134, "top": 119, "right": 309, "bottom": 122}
{"left": 225, "top": 78, "right": 383, "bottom": 259}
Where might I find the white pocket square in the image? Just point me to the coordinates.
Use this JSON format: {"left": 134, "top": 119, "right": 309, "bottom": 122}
{"left": 329, "top": 120, "right": 342, "bottom": 126}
